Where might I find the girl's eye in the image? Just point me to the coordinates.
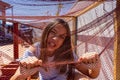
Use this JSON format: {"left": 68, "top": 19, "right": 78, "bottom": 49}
{"left": 50, "top": 30, "right": 66, "bottom": 39}
{"left": 50, "top": 30, "right": 56, "bottom": 35}
{"left": 60, "top": 35, "right": 66, "bottom": 39}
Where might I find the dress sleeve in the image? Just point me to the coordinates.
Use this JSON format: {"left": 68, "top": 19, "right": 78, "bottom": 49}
{"left": 22, "top": 49, "right": 34, "bottom": 58}
{"left": 73, "top": 51, "right": 79, "bottom": 61}
{"left": 19, "top": 42, "right": 40, "bottom": 60}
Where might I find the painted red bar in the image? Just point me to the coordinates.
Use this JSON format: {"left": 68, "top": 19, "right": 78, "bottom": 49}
{"left": 13, "top": 23, "right": 19, "bottom": 59}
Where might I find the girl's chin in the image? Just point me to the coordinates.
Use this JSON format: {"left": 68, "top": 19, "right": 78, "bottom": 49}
{"left": 47, "top": 48, "right": 55, "bottom": 52}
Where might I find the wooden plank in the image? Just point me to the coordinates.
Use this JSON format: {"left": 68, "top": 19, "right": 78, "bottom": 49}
{"left": 114, "top": 0, "right": 120, "bottom": 80}
{"left": 0, "top": 1, "right": 11, "bottom": 10}
{"left": 0, "top": 16, "right": 74, "bottom": 20}
{"left": 72, "top": 0, "right": 104, "bottom": 17}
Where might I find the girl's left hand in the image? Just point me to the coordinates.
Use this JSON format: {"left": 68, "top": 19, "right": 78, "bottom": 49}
{"left": 76, "top": 52, "right": 101, "bottom": 78}
{"left": 78, "top": 52, "right": 99, "bottom": 64}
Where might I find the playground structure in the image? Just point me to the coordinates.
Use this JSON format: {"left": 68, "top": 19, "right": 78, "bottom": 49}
{"left": 0, "top": 0, "right": 120, "bottom": 80}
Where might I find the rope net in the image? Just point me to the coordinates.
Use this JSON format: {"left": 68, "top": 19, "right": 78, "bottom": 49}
{"left": 0, "top": 0, "right": 117, "bottom": 80}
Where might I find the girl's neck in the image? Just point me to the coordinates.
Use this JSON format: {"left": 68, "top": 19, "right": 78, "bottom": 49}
{"left": 47, "top": 51, "right": 54, "bottom": 57}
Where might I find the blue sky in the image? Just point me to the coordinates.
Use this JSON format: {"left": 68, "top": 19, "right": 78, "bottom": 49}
{"left": 3, "top": 0, "right": 75, "bottom": 16}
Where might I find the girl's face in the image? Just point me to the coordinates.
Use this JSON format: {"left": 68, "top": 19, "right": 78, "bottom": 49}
{"left": 47, "top": 24, "right": 67, "bottom": 53}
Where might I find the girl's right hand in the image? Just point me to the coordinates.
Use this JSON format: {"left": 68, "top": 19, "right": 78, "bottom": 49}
{"left": 10, "top": 56, "right": 42, "bottom": 80}
{"left": 20, "top": 56, "right": 42, "bottom": 69}
{"left": 13, "top": 65, "right": 40, "bottom": 79}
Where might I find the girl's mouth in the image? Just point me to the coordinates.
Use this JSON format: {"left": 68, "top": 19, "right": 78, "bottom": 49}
{"left": 48, "top": 41, "right": 56, "bottom": 48}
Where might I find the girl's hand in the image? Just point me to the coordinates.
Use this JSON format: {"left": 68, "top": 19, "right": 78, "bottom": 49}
{"left": 10, "top": 56, "right": 42, "bottom": 80}
{"left": 20, "top": 56, "right": 42, "bottom": 69}
{"left": 13, "top": 66, "right": 40, "bottom": 79}
{"left": 78, "top": 52, "right": 99, "bottom": 64}
{"left": 76, "top": 52, "right": 101, "bottom": 78}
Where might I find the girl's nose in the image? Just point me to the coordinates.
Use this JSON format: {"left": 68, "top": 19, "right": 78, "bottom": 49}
{"left": 52, "top": 36, "right": 59, "bottom": 40}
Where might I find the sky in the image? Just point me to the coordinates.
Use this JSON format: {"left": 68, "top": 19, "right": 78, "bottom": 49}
{"left": 3, "top": 0, "right": 76, "bottom": 16}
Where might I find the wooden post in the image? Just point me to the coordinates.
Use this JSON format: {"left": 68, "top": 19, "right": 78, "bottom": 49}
{"left": 2, "top": 9, "right": 6, "bottom": 38}
{"left": 13, "top": 22, "right": 19, "bottom": 59}
{"left": 72, "top": 17, "right": 77, "bottom": 53}
{"left": 0, "top": 1, "right": 11, "bottom": 37}
{"left": 75, "top": 1, "right": 104, "bottom": 17}
{"left": 114, "top": 0, "right": 120, "bottom": 80}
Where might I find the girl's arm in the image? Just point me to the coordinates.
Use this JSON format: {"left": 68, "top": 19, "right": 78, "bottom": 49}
{"left": 10, "top": 65, "right": 41, "bottom": 80}
{"left": 10, "top": 44, "right": 42, "bottom": 80}
{"left": 75, "top": 52, "right": 101, "bottom": 78}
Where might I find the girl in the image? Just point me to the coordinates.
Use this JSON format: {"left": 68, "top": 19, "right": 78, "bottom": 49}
{"left": 10, "top": 18, "right": 101, "bottom": 80}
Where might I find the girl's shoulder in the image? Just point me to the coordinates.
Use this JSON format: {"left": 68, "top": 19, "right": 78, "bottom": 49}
{"left": 33, "top": 42, "right": 40, "bottom": 48}
{"left": 19, "top": 42, "right": 41, "bottom": 60}
{"left": 33, "top": 42, "right": 41, "bottom": 57}
{"left": 26, "top": 42, "right": 40, "bottom": 57}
